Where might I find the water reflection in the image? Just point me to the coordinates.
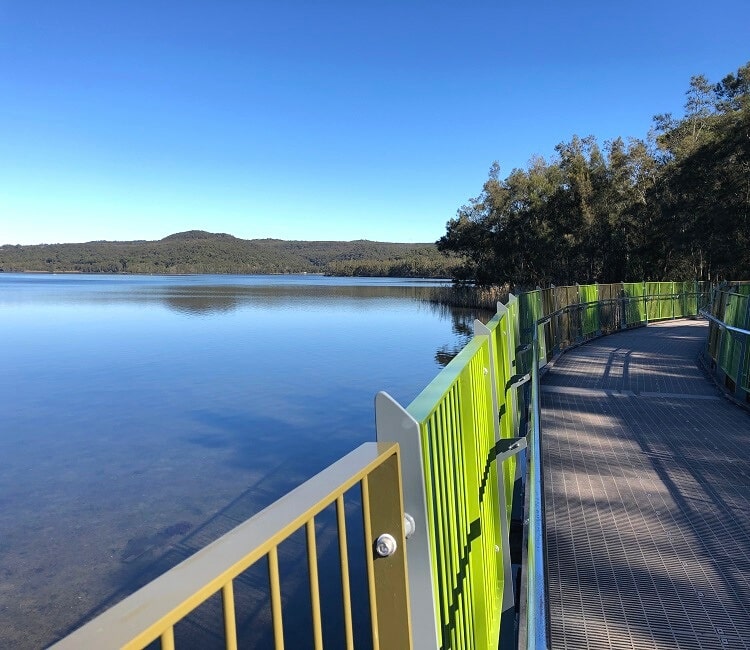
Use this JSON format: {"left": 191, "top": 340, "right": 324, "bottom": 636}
{"left": 157, "top": 284, "right": 446, "bottom": 315}
{"left": 421, "top": 300, "right": 494, "bottom": 367}
{"left": 0, "top": 274, "right": 452, "bottom": 315}
{"left": 163, "top": 291, "right": 242, "bottom": 315}
{"left": 0, "top": 274, "right": 495, "bottom": 649}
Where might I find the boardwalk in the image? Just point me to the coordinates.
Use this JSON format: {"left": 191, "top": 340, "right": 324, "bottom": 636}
{"left": 541, "top": 321, "right": 750, "bottom": 649}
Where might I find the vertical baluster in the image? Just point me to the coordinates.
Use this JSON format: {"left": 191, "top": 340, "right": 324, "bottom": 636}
{"left": 222, "top": 581, "right": 238, "bottom": 650}
{"left": 160, "top": 627, "right": 175, "bottom": 650}
{"left": 268, "top": 546, "right": 285, "bottom": 650}
{"left": 336, "top": 495, "right": 355, "bottom": 650}
{"left": 307, "top": 519, "right": 323, "bottom": 650}
{"left": 361, "top": 475, "right": 380, "bottom": 650}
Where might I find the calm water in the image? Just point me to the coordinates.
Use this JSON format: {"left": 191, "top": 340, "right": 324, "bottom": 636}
{"left": 0, "top": 274, "right": 487, "bottom": 648}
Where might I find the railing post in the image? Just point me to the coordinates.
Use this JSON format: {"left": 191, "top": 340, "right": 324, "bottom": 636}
{"left": 375, "top": 392, "right": 439, "bottom": 650}
{"left": 716, "top": 294, "right": 726, "bottom": 386}
{"left": 475, "top": 319, "right": 502, "bottom": 442}
{"left": 551, "top": 285, "right": 560, "bottom": 355}
{"left": 363, "top": 447, "right": 413, "bottom": 649}
{"left": 534, "top": 287, "right": 547, "bottom": 364}
{"left": 504, "top": 296, "right": 521, "bottom": 437}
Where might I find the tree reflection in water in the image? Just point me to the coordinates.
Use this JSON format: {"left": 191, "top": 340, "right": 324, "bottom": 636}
{"left": 423, "top": 301, "right": 496, "bottom": 367}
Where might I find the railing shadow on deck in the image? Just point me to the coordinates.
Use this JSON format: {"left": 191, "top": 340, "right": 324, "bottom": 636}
{"left": 540, "top": 329, "right": 750, "bottom": 645}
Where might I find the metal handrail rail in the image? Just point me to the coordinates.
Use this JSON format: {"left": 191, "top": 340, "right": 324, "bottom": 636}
{"left": 524, "top": 319, "right": 550, "bottom": 650}
{"left": 699, "top": 308, "right": 750, "bottom": 337}
{"left": 521, "top": 290, "right": 704, "bottom": 335}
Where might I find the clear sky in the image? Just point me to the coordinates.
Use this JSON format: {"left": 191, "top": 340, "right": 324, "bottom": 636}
{"left": 1, "top": 1, "right": 748, "bottom": 245}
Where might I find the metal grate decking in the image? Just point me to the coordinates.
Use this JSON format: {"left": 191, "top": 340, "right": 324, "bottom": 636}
{"left": 541, "top": 321, "right": 750, "bottom": 649}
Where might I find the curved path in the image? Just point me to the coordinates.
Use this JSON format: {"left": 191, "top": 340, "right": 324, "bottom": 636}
{"left": 541, "top": 321, "right": 750, "bottom": 649}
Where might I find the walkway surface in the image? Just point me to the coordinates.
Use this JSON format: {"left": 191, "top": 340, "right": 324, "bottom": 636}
{"left": 541, "top": 321, "right": 750, "bottom": 650}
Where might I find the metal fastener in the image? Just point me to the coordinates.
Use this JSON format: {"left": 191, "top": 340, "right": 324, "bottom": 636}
{"left": 375, "top": 534, "right": 398, "bottom": 557}
{"left": 404, "top": 513, "right": 416, "bottom": 539}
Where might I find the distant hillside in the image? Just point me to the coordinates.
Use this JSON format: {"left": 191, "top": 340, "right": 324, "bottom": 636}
{"left": 0, "top": 231, "right": 459, "bottom": 278}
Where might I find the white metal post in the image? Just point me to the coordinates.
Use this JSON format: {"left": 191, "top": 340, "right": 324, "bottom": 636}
{"left": 374, "top": 392, "right": 439, "bottom": 650}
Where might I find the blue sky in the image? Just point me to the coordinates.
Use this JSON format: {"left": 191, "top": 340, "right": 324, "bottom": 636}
{"left": 1, "top": 1, "right": 748, "bottom": 245}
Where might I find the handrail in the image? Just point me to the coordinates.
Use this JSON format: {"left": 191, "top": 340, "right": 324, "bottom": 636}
{"left": 524, "top": 319, "right": 550, "bottom": 649}
{"left": 523, "top": 291, "right": 699, "bottom": 332}
{"left": 699, "top": 296, "right": 750, "bottom": 399}
{"left": 699, "top": 308, "right": 750, "bottom": 337}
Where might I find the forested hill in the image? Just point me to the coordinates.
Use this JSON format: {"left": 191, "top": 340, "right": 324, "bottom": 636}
{"left": 0, "top": 231, "right": 458, "bottom": 278}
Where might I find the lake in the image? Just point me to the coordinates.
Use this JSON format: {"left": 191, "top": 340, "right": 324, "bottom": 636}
{"left": 0, "top": 273, "right": 489, "bottom": 648}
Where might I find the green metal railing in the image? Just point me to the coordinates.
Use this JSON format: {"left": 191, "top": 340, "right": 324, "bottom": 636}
{"left": 519, "top": 282, "right": 710, "bottom": 357}
{"left": 55, "top": 279, "right": 717, "bottom": 650}
{"left": 376, "top": 295, "right": 527, "bottom": 650}
{"left": 702, "top": 283, "right": 750, "bottom": 401}
{"left": 375, "top": 281, "right": 709, "bottom": 650}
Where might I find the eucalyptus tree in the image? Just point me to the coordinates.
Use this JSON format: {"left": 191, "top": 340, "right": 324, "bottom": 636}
{"left": 650, "top": 62, "right": 750, "bottom": 280}
{"left": 438, "top": 61, "right": 749, "bottom": 286}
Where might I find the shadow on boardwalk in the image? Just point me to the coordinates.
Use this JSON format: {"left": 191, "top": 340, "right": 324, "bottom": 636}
{"left": 541, "top": 321, "right": 750, "bottom": 650}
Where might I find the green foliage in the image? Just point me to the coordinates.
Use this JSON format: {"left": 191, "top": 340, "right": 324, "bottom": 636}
{"left": 0, "top": 231, "right": 459, "bottom": 278}
{"left": 438, "top": 62, "right": 750, "bottom": 287}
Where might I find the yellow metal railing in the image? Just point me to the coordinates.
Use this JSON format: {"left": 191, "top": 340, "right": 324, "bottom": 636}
{"left": 52, "top": 442, "right": 411, "bottom": 650}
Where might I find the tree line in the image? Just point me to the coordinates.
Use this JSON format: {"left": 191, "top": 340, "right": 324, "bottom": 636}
{"left": 0, "top": 230, "right": 459, "bottom": 278}
{"left": 437, "top": 62, "right": 750, "bottom": 288}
